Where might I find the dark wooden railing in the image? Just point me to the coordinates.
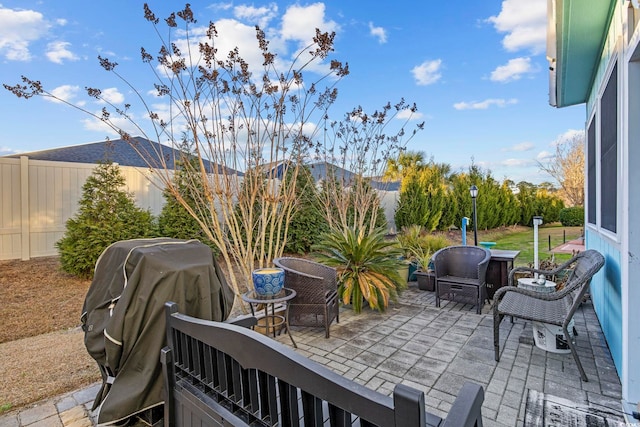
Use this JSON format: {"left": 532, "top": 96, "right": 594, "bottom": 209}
{"left": 162, "top": 302, "right": 484, "bottom": 427}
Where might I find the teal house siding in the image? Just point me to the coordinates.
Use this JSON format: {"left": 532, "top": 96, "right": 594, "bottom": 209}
{"left": 586, "top": 230, "right": 621, "bottom": 375}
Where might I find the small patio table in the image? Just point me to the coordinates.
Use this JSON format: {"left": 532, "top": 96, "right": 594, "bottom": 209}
{"left": 486, "top": 249, "right": 520, "bottom": 299}
{"left": 242, "top": 288, "right": 297, "bottom": 348}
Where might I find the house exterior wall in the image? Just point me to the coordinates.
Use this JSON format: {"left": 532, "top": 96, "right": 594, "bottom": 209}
{"left": 583, "top": 0, "right": 640, "bottom": 403}
{"left": 586, "top": 230, "right": 622, "bottom": 372}
{"left": 0, "top": 157, "right": 167, "bottom": 261}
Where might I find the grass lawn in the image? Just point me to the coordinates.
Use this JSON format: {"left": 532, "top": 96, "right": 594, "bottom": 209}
{"left": 489, "top": 224, "right": 583, "bottom": 266}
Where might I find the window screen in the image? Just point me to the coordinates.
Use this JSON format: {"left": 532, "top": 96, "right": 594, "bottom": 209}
{"left": 587, "top": 119, "right": 596, "bottom": 225}
{"left": 600, "top": 63, "right": 617, "bottom": 233}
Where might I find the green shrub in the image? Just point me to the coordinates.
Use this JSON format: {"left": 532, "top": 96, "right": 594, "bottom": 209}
{"left": 313, "top": 227, "right": 404, "bottom": 313}
{"left": 559, "top": 206, "right": 584, "bottom": 226}
{"left": 56, "top": 162, "right": 157, "bottom": 278}
{"left": 284, "top": 166, "right": 328, "bottom": 254}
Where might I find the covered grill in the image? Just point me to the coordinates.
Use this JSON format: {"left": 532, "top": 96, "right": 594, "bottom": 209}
{"left": 80, "top": 238, "right": 234, "bottom": 425}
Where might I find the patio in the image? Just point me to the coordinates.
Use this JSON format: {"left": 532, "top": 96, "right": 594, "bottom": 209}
{"left": 1, "top": 282, "right": 624, "bottom": 427}
{"left": 272, "top": 282, "right": 624, "bottom": 426}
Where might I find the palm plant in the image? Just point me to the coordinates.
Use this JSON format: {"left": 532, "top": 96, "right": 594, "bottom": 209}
{"left": 314, "top": 227, "right": 405, "bottom": 313}
{"left": 411, "top": 234, "right": 452, "bottom": 271}
{"left": 396, "top": 225, "right": 423, "bottom": 260}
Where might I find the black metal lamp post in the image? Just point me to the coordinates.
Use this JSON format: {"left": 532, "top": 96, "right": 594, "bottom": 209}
{"left": 470, "top": 185, "right": 478, "bottom": 246}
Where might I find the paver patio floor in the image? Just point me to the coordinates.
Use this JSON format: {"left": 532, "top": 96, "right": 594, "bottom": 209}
{"left": 0, "top": 282, "right": 625, "bottom": 427}
{"left": 274, "top": 283, "right": 624, "bottom": 426}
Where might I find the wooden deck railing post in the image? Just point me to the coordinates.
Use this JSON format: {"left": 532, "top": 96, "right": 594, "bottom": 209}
{"left": 393, "top": 384, "right": 426, "bottom": 426}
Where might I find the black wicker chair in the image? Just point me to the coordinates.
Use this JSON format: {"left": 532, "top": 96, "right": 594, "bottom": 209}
{"left": 493, "top": 249, "right": 605, "bottom": 382}
{"left": 273, "top": 257, "right": 339, "bottom": 338}
{"left": 432, "top": 245, "right": 492, "bottom": 314}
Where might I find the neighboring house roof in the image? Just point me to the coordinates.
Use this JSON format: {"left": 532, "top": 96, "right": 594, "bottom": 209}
{"left": 547, "top": 0, "right": 616, "bottom": 107}
{"left": 3, "top": 136, "right": 238, "bottom": 174}
{"left": 306, "top": 162, "right": 400, "bottom": 191}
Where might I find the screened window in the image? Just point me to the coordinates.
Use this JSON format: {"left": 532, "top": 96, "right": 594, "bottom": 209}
{"left": 587, "top": 119, "right": 596, "bottom": 225}
{"left": 600, "top": 63, "right": 618, "bottom": 233}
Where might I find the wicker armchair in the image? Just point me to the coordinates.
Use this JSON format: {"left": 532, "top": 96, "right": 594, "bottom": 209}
{"left": 432, "top": 245, "right": 492, "bottom": 314}
{"left": 493, "top": 249, "right": 605, "bottom": 381}
{"left": 273, "top": 257, "right": 339, "bottom": 338}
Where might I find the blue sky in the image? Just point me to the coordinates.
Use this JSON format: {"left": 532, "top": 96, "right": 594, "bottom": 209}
{"left": 0, "top": 0, "right": 585, "bottom": 184}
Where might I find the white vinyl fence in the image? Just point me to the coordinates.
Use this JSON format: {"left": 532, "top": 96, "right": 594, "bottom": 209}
{"left": 0, "top": 156, "right": 166, "bottom": 260}
{"left": 0, "top": 156, "right": 400, "bottom": 261}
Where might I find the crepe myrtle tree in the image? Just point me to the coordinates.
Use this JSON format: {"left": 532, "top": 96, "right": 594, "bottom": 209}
{"left": 314, "top": 103, "right": 424, "bottom": 236}
{"left": 4, "top": 4, "right": 424, "bottom": 295}
{"left": 4, "top": 4, "right": 421, "bottom": 298}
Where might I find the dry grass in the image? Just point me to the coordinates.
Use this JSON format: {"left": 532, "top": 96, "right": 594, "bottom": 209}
{"left": 0, "top": 257, "right": 100, "bottom": 414}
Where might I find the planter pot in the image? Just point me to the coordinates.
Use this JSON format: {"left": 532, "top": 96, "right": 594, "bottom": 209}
{"left": 397, "top": 262, "right": 410, "bottom": 283}
{"left": 252, "top": 267, "right": 285, "bottom": 297}
{"left": 415, "top": 270, "right": 435, "bottom": 291}
{"left": 254, "top": 304, "right": 286, "bottom": 336}
{"left": 408, "top": 261, "right": 419, "bottom": 282}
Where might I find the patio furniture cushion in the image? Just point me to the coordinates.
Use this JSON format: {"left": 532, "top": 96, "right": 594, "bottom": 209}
{"left": 432, "top": 245, "right": 492, "bottom": 314}
{"left": 493, "top": 249, "right": 605, "bottom": 382}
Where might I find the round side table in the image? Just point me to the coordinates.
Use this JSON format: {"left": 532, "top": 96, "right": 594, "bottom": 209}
{"left": 241, "top": 288, "right": 297, "bottom": 348}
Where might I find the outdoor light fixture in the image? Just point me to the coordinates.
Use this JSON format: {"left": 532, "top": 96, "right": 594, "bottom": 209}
{"left": 470, "top": 185, "right": 478, "bottom": 246}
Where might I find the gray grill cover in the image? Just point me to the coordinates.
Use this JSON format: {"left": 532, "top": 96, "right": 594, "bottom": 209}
{"left": 80, "top": 238, "right": 234, "bottom": 425}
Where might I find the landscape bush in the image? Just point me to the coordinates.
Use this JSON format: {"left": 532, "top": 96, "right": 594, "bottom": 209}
{"left": 559, "top": 206, "right": 585, "bottom": 226}
{"left": 56, "top": 162, "right": 157, "bottom": 278}
{"left": 284, "top": 166, "right": 329, "bottom": 254}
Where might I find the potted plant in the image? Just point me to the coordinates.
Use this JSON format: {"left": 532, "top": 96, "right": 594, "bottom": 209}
{"left": 396, "top": 225, "right": 425, "bottom": 281}
{"left": 411, "top": 234, "right": 452, "bottom": 291}
{"left": 313, "top": 227, "right": 405, "bottom": 313}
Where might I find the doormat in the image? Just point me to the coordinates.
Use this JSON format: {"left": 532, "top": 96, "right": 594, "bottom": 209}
{"left": 524, "top": 389, "right": 625, "bottom": 426}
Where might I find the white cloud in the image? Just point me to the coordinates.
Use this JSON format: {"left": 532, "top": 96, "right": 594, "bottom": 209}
{"left": 396, "top": 109, "right": 424, "bottom": 120}
{"left": 0, "top": 146, "right": 21, "bottom": 155}
{"left": 207, "top": 3, "right": 233, "bottom": 12}
{"left": 552, "top": 128, "right": 584, "bottom": 146}
{"left": 411, "top": 59, "right": 442, "bottom": 86}
{"left": 490, "top": 57, "right": 536, "bottom": 82}
{"left": 100, "top": 88, "right": 125, "bottom": 104}
{"left": 486, "top": 0, "right": 546, "bottom": 54}
{"left": 501, "top": 158, "right": 535, "bottom": 167}
{"left": 368, "top": 22, "right": 387, "bottom": 44}
{"left": 280, "top": 3, "right": 338, "bottom": 42}
{"left": 503, "top": 142, "right": 535, "bottom": 152}
{"left": 82, "top": 112, "right": 141, "bottom": 136}
{"left": 453, "top": 98, "right": 518, "bottom": 110}
{"left": 44, "top": 85, "right": 80, "bottom": 104}
{"left": 0, "top": 6, "right": 50, "bottom": 61}
{"left": 234, "top": 4, "right": 278, "bottom": 29}
{"left": 174, "top": 19, "right": 267, "bottom": 76}
{"left": 46, "top": 41, "right": 79, "bottom": 64}
{"left": 537, "top": 150, "right": 554, "bottom": 161}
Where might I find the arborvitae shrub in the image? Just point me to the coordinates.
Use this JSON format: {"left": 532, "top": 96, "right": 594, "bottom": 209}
{"left": 56, "top": 162, "right": 157, "bottom": 278}
{"left": 284, "top": 166, "right": 328, "bottom": 254}
{"left": 559, "top": 206, "right": 584, "bottom": 226}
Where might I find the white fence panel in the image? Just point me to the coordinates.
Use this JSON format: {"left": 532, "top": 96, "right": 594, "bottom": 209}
{"left": 0, "top": 158, "right": 22, "bottom": 260}
{"left": 0, "top": 156, "right": 400, "bottom": 261}
{"left": 27, "top": 160, "right": 95, "bottom": 258}
{"left": 0, "top": 157, "right": 167, "bottom": 260}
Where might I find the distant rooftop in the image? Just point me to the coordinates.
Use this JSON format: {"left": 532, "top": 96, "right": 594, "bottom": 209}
{"left": 4, "top": 137, "right": 399, "bottom": 189}
{"left": 2, "top": 136, "right": 234, "bottom": 174}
